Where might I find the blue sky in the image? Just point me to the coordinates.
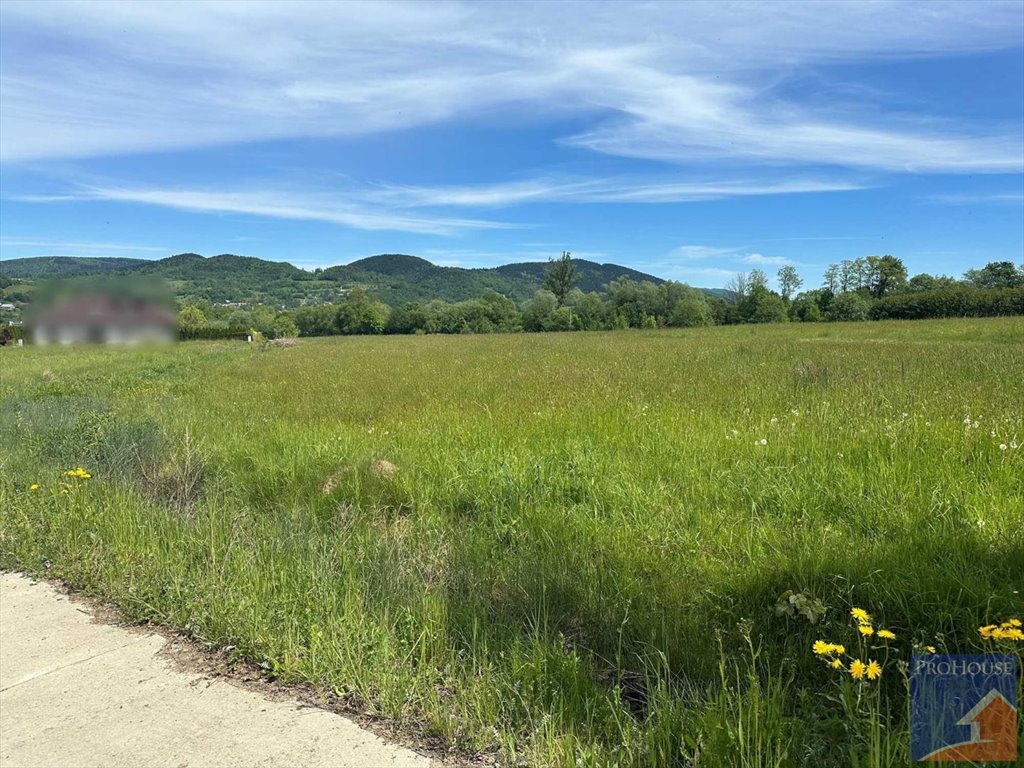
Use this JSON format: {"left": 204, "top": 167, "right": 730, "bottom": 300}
{"left": 1, "top": 0, "right": 1021, "bottom": 289}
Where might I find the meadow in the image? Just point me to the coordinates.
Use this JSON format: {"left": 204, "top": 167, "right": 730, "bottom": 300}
{"left": 2, "top": 318, "right": 1022, "bottom": 766}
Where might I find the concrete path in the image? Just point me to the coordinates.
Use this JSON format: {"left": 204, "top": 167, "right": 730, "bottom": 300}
{"left": 0, "top": 572, "right": 433, "bottom": 768}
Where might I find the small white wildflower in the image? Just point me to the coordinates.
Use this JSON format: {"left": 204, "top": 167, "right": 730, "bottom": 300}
{"left": 770, "top": 417, "right": 778, "bottom": 424}
{"left": 837, "top": 453, "right": 844, "bottom": 458}
{"left": 790, "top": 409, "right": 799, "bottom": 417}
{"left": 1012, "top": 441, "right": 1020, "bottom": 449}
{"left": 977, "top": 519, "right": 985, "bottom": 528}
{"left": 757, "top": 438, "right": 768, "bottom": 446}
{"left": 999, "top": 444, "right": 1008, "bottom": 451}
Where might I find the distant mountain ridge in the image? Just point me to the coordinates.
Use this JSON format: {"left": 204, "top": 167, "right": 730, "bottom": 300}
{"left": 1, "top": 252, "right": 724, "bottom": 307}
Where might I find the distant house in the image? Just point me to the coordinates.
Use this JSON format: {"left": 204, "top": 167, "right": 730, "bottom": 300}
{"left": 0, "top": 302, "right": 16, "bottom": 312}
{"left": 32, "top": 294, "right": 175, "bottom": 345}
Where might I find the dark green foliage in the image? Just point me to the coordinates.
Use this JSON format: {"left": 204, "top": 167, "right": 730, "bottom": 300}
{"left": 4, "top": 252, "right": 675, "bottom": 309}
{"left": 542, "top": 251, "right": 579, "bottom": 306}
{"left": 0, "top": 256, "right": 148, "bottom": 278}
{"left": 962, "top": 261, "right": 1024, "bottom": 290}
{"left": 777, "top": 265, "right": 803, "bottom": 300}
{"left": 826, "top": 292, "right": 871, "bottom": 322}
{"left": 737, "top": 286, "right": 789, "bottom": 324}
{"left": 789, "top": 291, "right": 825, "bottom": 322}
{"left": 864, "top": 255, "right": 908, "bottom": 298}
{"left": 496, "top": 257, "right": 668, "bottom": 294}
{"left": 335, "top": 289, "right": 391, "bottom": 334}
{"left": 522, "top": 290, "right": 572, "bottom": 331}
{"left": 294, "top": 305, "right": 337, "bottom": 337}
{"left": 177, "top": 301, "right": 296, "bottom": 340}
{"left": 870, "top": 286, "right": 1024, "bottom": 320}
{"left": 906, "top": 273, "right": 960, "bottom": 292}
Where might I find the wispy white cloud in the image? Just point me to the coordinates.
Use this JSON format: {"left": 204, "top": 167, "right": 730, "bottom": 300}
{"left": 923, "top": 192, "right": 1024, "bottom": 205}
{"left": 0, "top": 238, "right": 166, "bottom": 252}
{"left": 1, "top": 0, "right": 1021, "bottom": 173}
{"left": 741, "top": 253, "right": 792, "bottom": 266}
{"left": 657, "top": 265, "right": 743, "bottom": 285}
{"left": 652, "top": 243, "right": 814, "bottom": 286}
{"left": 17, "top": 185, "right": 520, "bottom": 236}
{"left": 669, "top": 245, "right": 744, "bottom": 261}
{"left": 371, "top": 177, "right": 867, "bottom": 207}
{"left": 9, "top": 173, "right": 866, "bottom": 235}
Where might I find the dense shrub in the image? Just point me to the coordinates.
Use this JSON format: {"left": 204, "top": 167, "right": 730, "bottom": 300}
{"left": 826, "top": 292, "right": 871, "bottom": 322}
{"left": 870, "top": 286, "right": 1024, "bottom": 320}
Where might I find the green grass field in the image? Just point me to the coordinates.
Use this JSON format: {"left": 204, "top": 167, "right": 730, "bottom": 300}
{"left": 2, "top": 318, "right": 1022, "bottom": 766}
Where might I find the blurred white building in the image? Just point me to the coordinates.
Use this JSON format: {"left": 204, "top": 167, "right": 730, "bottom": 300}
{"left": 32, "top": 294, "right": 175, "bottom": 345}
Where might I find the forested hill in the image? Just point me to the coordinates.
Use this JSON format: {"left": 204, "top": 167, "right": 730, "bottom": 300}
{"left": 1, "top": 252, "right": 681, "bottom": 307}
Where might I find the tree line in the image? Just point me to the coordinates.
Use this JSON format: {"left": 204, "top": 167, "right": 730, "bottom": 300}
{"left": 175, "top": 253, "right": 1024, "bottom": 338}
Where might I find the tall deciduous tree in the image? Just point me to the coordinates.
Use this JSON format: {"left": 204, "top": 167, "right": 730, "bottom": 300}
{"left": 777, "top": 265, "right": 803, "bottom": 300}
{"left": 726, "top": 272, "right": 748, "bottom": 300}
{"left": 177, "top": 305, "right": 207, "bottom": 333}
{"left": 963, "top": 261, "right": 1024, "bottom": 289}
{"left": 748, "top": 269, "right": 770, "bottom": 292}
{"left": 823, "top": 264, "right": 840, "bottom": 294}
{"left": 865, "top": 255, "right": 907, "bottom": 298}
{"left": 542, "top": 251, "right": 579, "bottom": 306}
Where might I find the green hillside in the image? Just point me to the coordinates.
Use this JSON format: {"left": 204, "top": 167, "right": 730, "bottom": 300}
{"left": 495, "top": 259, "right": 664, "bottom": 293}
{"left": 0, "top": 252, "right": 693, "bottom": 308}
{"left": 0, "top": 256, "right": 148, "bottom": 278}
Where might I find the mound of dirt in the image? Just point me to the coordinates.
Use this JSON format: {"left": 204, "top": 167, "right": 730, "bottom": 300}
{"left": 370, "top": 459, "right": 398, "bottom": 477}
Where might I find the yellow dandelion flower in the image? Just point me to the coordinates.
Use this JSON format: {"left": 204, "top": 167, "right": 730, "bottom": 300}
{"left": 992, "top": 627, "right": 1023, "bottom": 641}
{"left": 925, "top": 646, "right": 936, "bottom": 654}
{"left": 849, "top": 659, "right": 866, "bottom": 680}
{"left": 833, "top": 644, "right": 846, "bottom": 655}
{"left": 29, "top": 483, "right": 40, "bottom": 491}
{"left": 850, "top": 608, "right": 871, "bottom": 624}
{"left": 979, "top": 625, "right": 997, "bottom": 638}
{"left": 813, "top": 640, "right": 830, "bottom": 656}
{"left": 858, "top": 624, "right": 875, "bottom": 636}
{"left": 877, "top": 629, "right": 896, "bottom": 640}
{"left": 866, "top": 660, "right": 882, "bottom": 680}
{"left": 830, "top": 658, "right": 843, "bottom": 669}
{"left": 1002, "top": 618, "right": 1021, "bottom": 628}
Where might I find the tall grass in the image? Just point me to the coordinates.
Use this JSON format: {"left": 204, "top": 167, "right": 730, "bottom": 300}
{"left": 2, "top": 318, "right": 1022, "bottom": 766}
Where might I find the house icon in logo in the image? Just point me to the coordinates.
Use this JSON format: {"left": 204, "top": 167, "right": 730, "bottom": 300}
{"left": 922, "top": 689, "right": 1018, "bottom": 762}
